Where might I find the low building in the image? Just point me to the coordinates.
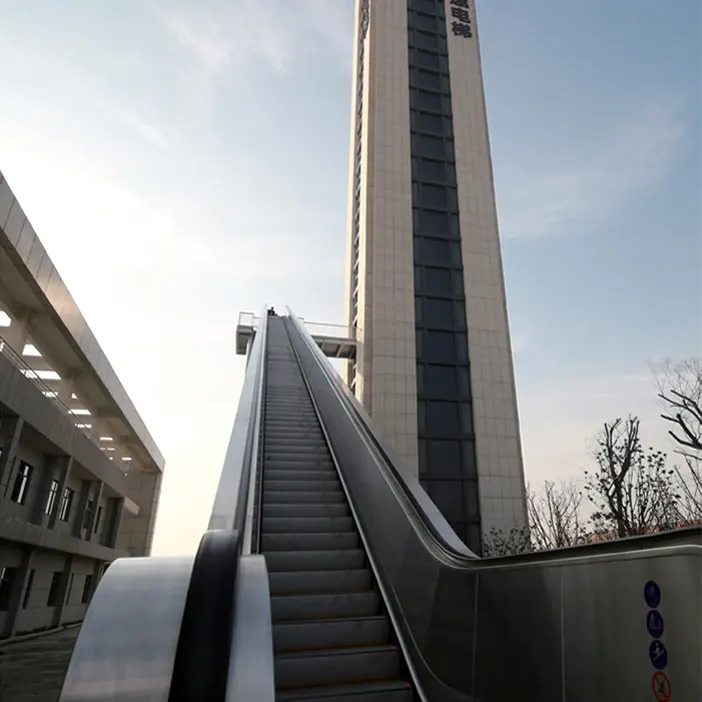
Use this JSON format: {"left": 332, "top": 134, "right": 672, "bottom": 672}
{"left": 0, "top": 170, "right": 164, "bottom": 640}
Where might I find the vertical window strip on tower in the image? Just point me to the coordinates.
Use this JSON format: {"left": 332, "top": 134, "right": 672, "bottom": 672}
{"left": 406, "top": 0, "right": 481, "bottom": 552}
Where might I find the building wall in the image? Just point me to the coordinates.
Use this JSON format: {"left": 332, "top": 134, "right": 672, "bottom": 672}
{"left": 445, "top": 0, "right": 527, "bottom": 535}
{"left": 345, "top": 0, "right": 527, "bottom": 547}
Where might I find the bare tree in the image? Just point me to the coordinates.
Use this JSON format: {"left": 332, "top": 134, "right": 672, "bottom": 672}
{"left": 652, "top": 358, "right": 702, "bottom": 521}
{"left": 482, "top": 480, "right": 586, "bottom": 555}
{"left": 482, "top": 525, "right": 532, "bottom": 557}
{"left": 528, "top": 479, "right": 586, "bottom": 550}
{"left": 583, "top": 416, "right": 681, "bottom": 538}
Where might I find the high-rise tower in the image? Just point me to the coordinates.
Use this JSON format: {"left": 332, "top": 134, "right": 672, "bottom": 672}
{"left": 344, "top": 0, "right": 527, "bottom": 552}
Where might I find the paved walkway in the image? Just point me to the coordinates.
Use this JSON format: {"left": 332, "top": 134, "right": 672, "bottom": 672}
{"left": 0, "top": 627, "right": 79, "bottom": 702}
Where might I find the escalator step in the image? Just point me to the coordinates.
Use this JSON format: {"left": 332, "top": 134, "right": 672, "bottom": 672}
{"left": 262, "top": 532, "right": 360, "bottom": 551}
{"left": 269, "top": 569, "right": 371, "bottom": 595}
{"left": 263, "top": 503, "right": 348, "bottom": 519}
{"left": 263, "top": 517, "right": 354, "bottom": 533}
{"left": 265, "top": 549, "right": 365, "bottom": 572}
{"left": 264, "top": 491, "right": 345, "bottom": 505}
{"left": 276, "top": 680, "right": 414, "bottom": 702}
{"left": 271, "top": 591, "right": 379, "bottom": 621}
{"left": 275, "top": 644, "right": 401, "bottom": 690}
{"left": 273, "top": 616, "right": 389, "bottom": 653}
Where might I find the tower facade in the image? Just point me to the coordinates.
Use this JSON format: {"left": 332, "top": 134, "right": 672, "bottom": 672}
{"left": 344, "top": 0, "right": 527, "bottom": 552}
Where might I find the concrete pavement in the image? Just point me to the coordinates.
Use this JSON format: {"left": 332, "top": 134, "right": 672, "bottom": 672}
{"left": 0, "top": 627, "right": 79, "bottom": 701}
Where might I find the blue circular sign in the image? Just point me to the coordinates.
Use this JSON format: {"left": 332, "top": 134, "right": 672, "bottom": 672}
{"left": 647, "top": 610, "right": 665, "bottom": 638}
{"left": 644, "top": 580, "right": 661, "bottom": 608}
{"left": 649, "top": 639, "right": 668, "bottom": 670}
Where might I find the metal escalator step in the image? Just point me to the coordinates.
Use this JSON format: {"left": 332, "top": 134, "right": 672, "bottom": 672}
{"left": 275, "top": 644, "right": 401, "bottom": 690}
{"left": 269, "top": 569, "right": 371, "bottom": 596}
{"left": 264, "top": 467, "right": 337, "bottom": 479}
{"left": 262, "top": 532, "right": 359, "bottom": 551}
{"left": 263, "top": 517, "right": 354, "bottom": 533}
{"left": 263, "top": 503, "right": 348, "bottom": 519}
{"left": 265, "top": 436, "right": 327, "bottom": 446}
{"left": 276, "top": 680, "right": 414, "bottom": 702}
{"left": 273, "top": 616, "right": 389, "bottom": 653}
{"left": 266, "top": 444, "right": 329, "bottom": 453}
{"left": 264, "top": 491, "right": 344, "bottom": 505}
{"left": 265, "top": 549, "right": 364, "bottom": 572}
{"left": 271, "top": 591, "right": 379, "bottom": 622}
{"left": 264, "top": 479, "right": 340, "bottom": 491}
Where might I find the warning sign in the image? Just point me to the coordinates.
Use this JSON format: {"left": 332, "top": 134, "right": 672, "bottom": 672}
{"left": 652, "top": 671, "right": 671, "bottom": 702}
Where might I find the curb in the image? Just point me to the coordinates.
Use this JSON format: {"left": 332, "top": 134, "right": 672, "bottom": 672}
{"left": 0, "top": 622, "right": 81, "bottom": 651}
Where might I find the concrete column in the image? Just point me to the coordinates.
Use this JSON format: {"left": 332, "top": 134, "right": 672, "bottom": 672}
{"left": 1, "top": 310, "right": 31, "bottom": 355}
{"left": 47, "top": 456, "right": 72, "bottom": 529}
{"left": 86, "top": 481, "right": 104, "bottom": 542}
{"left": 71, "top": 480, "right": 92, "bottom": 538}
{"left": 110, "top": 498, "right": 125, "bottom": 549}
{"left": 1, "top": 547, "right": 34, "bottom": 638}
{"left": 51, "top": 553, "right": 74, "bottom": 628}
{"left": 28, "top": 458, "right": 56, "bottom": 527}
{"left": 0, "top": 416, "right": 23, "bottom": 494}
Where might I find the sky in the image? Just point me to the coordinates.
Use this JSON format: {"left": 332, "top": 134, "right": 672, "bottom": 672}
{"left": 0, "top": 0, "right": 699, "bottom": 556}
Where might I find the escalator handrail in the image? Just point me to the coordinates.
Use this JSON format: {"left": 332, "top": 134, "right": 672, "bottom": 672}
{"left": 285, "top": 307, "right": 702, "bottom": 564}
{"left": 209, "top": 304, "right": 270, "bottom": 547}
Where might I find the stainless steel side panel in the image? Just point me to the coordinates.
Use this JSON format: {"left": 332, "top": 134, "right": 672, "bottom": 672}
{"left": 285, "top": 310, "right": 702, "bottom": 702}
{"left": 226, "top": 555, "right": 276, "bottom": 702}
{"left": 59, "top": 556, "right": 194, "bottom": 702}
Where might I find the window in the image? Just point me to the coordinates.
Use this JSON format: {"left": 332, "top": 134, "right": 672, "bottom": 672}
{"left": 425, "top": 365, "right": 458, "bottom": 399}
{"left": 424, "top": 330, "right": 456, "bottom": 363}
{"left": 416, "top": 111, "right": 443, "bottom": 134}
{"left": 426, "top": 439, "right": 461, "bottom": 476}
{"left": 82, "top": 575, "right": 93, "bottom": 604}
{"left": 426, "top": 401, "right": 460, "bottom": 435}
{"left": 47, "top": 571, "right": 62, "bottom": 607}
{"left": 10, "top": 462, "right": 33, "bottom": 505}
{"left": 414, "top": 49, "right": 440, "bottom": 71}
{"left": 416, "top": 134, "right": 444, "bottom": 159}
{"left": 425, "top": 298, "right": 454, "bottom": 327}
{"left": 94, "top": 505, "right": 103, "bottom": 534}
{"left": 22, "top": 569, "right": 34, "bottom": 609}
{"left": 458, "top": 367, "right": 471, "bottom": 398}
{"left": 424, "top": 267, "right": 453, "bottom": 295}
{"left": 461, "top": 403, "right": 474, "bottom": 434}
{"left": 410, "top": 11, "right": 441, "bottom": 33}
{"left": 419, "top": 238, "right": 451, "bottom": 266}
{"left": 409, "top": 30, "right": 443, "bottom": 52}
{"left": 411, "top": 89, "right": 443, "bottom": 113}
{"left": 428, "top": 481, "right": 464, "bottom": 520}
{"left": 45, "top": 479, "right": 60, "bottom": 516}
{"left": 0, "top": 567, "right": 17, "bottom": 611}
{"left": 83, "top": 500, "right": 94, "bottom": 530}
{"left": 413, "top": 158, "right": 447, "bottom": 184}
{"left": 465, "top": 482, "right": 480, "bottom": 519}
{"left": 58, "top": 488, "right": 74, "bottom": 522}
{"left": 412, "top": 69, "right": 444, "bottom": 92}
{"left": 421, "top": 184, "right": 448, "bottom": 209}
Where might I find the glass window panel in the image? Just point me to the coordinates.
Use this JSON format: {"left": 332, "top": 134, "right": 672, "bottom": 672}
{"left": 427, "top": 401, "right": 460, "bottom": 435}
{"left": 456, "top": 334, "right": 468, "bottom": 363}
{"left": 417, "top": 400, "right": 427, "bottom": 433}
{"left": 458, "top": 367, "right": 471, "bottom": 398}
{"left": 425, "top": 365, "right": 458, "bottom": 399}
{"left": 415, "top": 49, "right": 440, "bottom": 70}
{"left": 425, "top": 298, "right": 454, "bottom": 327}
{"left": 417, "top": 209, "right": 448, "bottom": 235}
{"left": 414, "top": 69, "right": 443, "bottom": 91}
{"left": 426, "top": 440, "right": 461, "bottom": 475}
{"left": 463, "top": 441, "right": 477, "bottom": 477}
{"left": 415, "top": 295, "right": 423, "bottom": 324}
{"left": 428, "top": 481, "right": 464, "bottom": 520}
{"left": 415, "top": 159, "right": 446, "bottom": 183}
{"left": 417, "top": 111, "right": 443, "bottom": 133}
{"left": 424, "top": 267, "right": 452, "bottom": 294}
{"left": 464, "top": 482, "right": 480, "bottom": 519}
{"left": 461, "top": 402, "right": 474, "bottom": 434}
{"left": 412, "top": 89, "right": 442, "bottom": 112}
{"left": 424, "top": 330, "right": 456, "bottom": 362}
{"left": 454, "top": 300, "right": 466, "bottom": 327}
{"left": 467, "top": 524, "right": 482, "bottom": 554}
{"left": 411, "top": 30, "right": 439, "bottom": 51}
{"left": 422, "top": 184, "right": 447, "bottom": 209}
{"left": 418, "top": 135, "right": 444, "bottom": 159}
{"left": 421, "top": 238, "right": 451, "bottom": 266}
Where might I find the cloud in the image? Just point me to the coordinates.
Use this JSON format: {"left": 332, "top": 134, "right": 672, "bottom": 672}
{"left": 499, "top": 100, "right": 686, "bottom": 239}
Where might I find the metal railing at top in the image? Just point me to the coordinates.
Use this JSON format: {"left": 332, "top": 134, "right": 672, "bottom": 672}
{"left": 0, "top": 333, "right": 106, "bottom": 453}
{"left": 237, "top": 312, "right": 355, "bottom": 342}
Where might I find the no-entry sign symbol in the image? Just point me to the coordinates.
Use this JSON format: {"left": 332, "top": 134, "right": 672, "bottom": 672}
{"left": 652, "top": 671, "right": 671, "bottom": 702}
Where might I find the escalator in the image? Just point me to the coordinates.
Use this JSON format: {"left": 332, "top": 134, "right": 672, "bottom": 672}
{"left": 262, "top": 318, "right": 414, "bottom": 700}
{"left": 59, "top": 306, "right": 702, "bottom": 702}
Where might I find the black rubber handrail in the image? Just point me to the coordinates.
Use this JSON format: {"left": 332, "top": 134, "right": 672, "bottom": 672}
{"left": 169, "top": 529, "right": 241, "bottom": 702}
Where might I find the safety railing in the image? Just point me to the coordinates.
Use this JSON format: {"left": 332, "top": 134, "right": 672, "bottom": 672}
{"left": 0, "top": 334, "right": 104, "bottom": 451}
{"left": 237, "top": 312, "right": 354, "bottom": 342}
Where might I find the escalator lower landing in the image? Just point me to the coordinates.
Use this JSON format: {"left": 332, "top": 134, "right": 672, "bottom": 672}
{"left": 261, "top": 318, "right": 415, "bottom": 701}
